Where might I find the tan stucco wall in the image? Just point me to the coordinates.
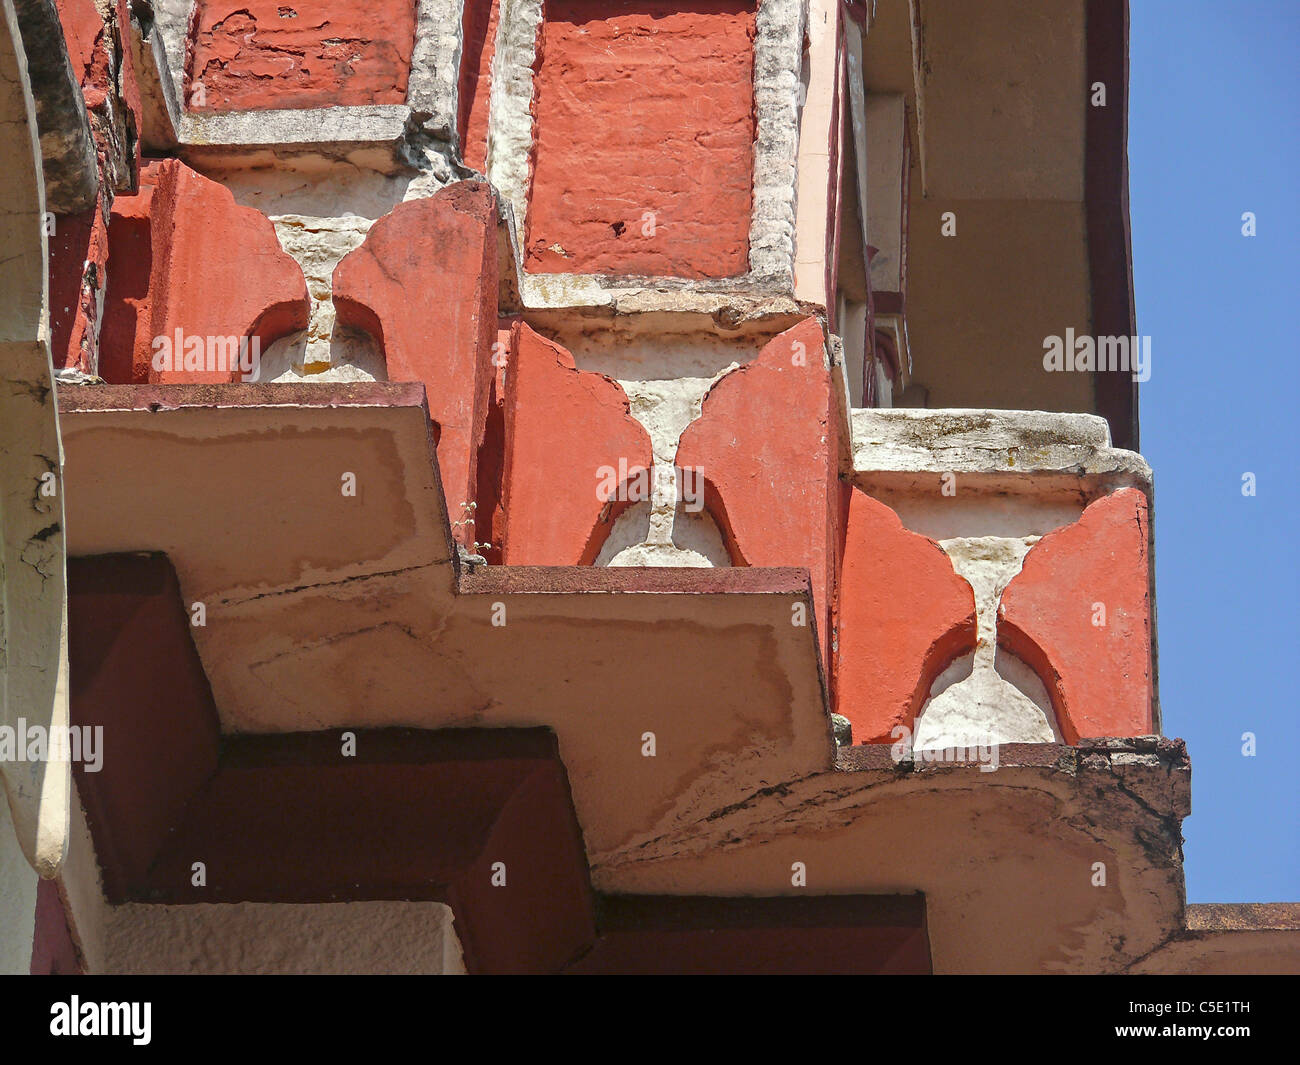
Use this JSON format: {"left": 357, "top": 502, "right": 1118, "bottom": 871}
{"left": 103, "top": 902, "right": 466, "bottom": 974}
{"left": 905, "top": 198, "right": 1095, "bottom": 413}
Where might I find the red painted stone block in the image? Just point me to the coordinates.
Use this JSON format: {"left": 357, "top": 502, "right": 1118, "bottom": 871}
{"left": 98, "top": 159, "right": 309, "bottom": 384}
{"left": 54, "top": 0, "right": 102, "bottom": 83}
{"left": 500, "top": 322, "right": 653, "bottom": 565}
{"left": 55, "top": 0, "right": 141, "bottom": 176}
{"left": 674, "top": 318, "right": 844, "bottom": 665}
{"left": 458, "top": 0, "right": 501, "bottom": 173}
{"left": 997, "top": 488, "right": 1154, "bottom": 742}
{"left": 333, "top": 182, "right": 499, "bottom": 535}
{"left": 185, "top": 1, "right": 415, "bottom": 112}
{"left": 48, "top": 196, "right": 110, "bottom": 374}
{"left": 836, "top": 489, "right": 978, "bottom": 744}
{"left": 67, "top": 553, "right": 223, "bottom": 904}
{"left": 525, "top": 0, "right": 756, "bottom": 278}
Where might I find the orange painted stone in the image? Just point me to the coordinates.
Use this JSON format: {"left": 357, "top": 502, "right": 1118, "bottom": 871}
{"left": 185, "top": 1, "right": 414, "bottom": 112}
{"left": 54, "top": 0, "right": 103, "bottom": 83}
{"left": 56, "top": 0, "right": 141, "bottom": 154}
{"left": 836, "top": 489, "right": 978, "bottom": 744}
{"left": 674, "top": 318, "right": 844, "bottom": 665}
{"left": 997, "top": 488, "right": 1154, "bottom": 743}
{"left": 333, "top": 182, "right": 499, "bottom": 538}
{"left": 48, "top": 0, "right": 143, "bottom": 379}
{"left": 500, "top": 323, "right": 653, "bottom": 565}
{"left": 458, "top": 0, "right": 501, "bottom": 173}
{"left": 525, "top": 0, "right": 756, "bottom": 278}
{"left": 99, "top": 159, "right": 309, "bottom": 385}
{"left": 48, "top": 197, "right": 110, "bottom": 374}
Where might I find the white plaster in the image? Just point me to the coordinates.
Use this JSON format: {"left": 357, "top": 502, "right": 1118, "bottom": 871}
{"left": 104, "top": 900, "right": 466, "bottom": 974}
{"left": 204, "top": 158, "right": 422, "bottom": 219}
{"left": 873, "top": 311, "right": 911, "bottom": 380}
{"left": 913, "top": 536, "right": 1062, "bottom": 749}
{"left": 260, "top": 332, "right": 386, "bottom": 383}
{"left": 851, "top": 408, "right": 1154, "bottom": 498}
{"left": 59, "top": 782, "right": 108, "bottom": 974}
{"left": 1, "top": 1, "right": 71, "bottom": 877}
{"left": 409, "top": 0, "right": 466, "bottom": 140}
{"left": 485, "top": 0, "right": 542, "bottom": 246}
{"left": 874, "top": 356, "right": 894, "bottom": 408}
{"left": 837, "top": 22, "right": 868, "bottom": 249}
{"left": 565, "top": 332, "right": 750, "bottom": 567}
{"left": 0, "top": 789, "right": 37, "bottom": 974}
{"left": 129, "top": 13, "right": 180, "bottom": 150}
{"left": 871, "top": 491, "right": 1084, "bottom": 541}
{"left": 150, "top": 0, "right": 190, "bottom": 110}
{"left": 748, "top": 0, "right": 808, "bottom": 285}
{"left": 844, "top": 23, "right": 872, "bottom": 268}
{"left": 181, "top": 105, "right": 413, "bottom": 156}
{"left": 850, "top": 410, "right": 1151, "bottom": 539}
{"left": 268, "top": 213, "right": 378, "bottom": 371}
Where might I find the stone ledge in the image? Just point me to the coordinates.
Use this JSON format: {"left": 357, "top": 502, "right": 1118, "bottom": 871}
{"left": 851, "top": 407, "right": 1152, "bottom": 496}
{"left": 57, "top": 380, "right": 430, "bottom": 414}
{"left": 178, "top": 106, "right": 413, "bottom": 163}
{"left": 1185, "top": 902, "right": 1300, "bottom": 933}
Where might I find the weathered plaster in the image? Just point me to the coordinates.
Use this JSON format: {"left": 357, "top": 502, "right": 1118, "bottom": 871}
{"left": 56, "top": 385, "right": 836, "bottom": 859}
{"left": 58, "top": 780, "right": 107, "bottom": 973}
{"left": 850, "top": 407, "right": 1153, "bottom": 497}
{"left": 129, "top": 9, "right": 179, "bottom": 150}
{"left": 746, "top": 0, "right": 806, "bottom": 284}
{"left": 185, "top": 1, "right": 417, "bottom": 112}
{"left": 594, "top": 739, "right": 1193, "bottom": 974}
{"left": 150, "top": 0, "right": 462, "bottom": 155}
{"left": 266, "top": 213, "right": 380, "bottom": 374}
{"left": 561, "top": 329, "right": 749, "bottom": 566}
{"left": 408, "top": 0, "right": 465, "bottom": 139}
{"left": 12, "top": 0, "right": 98, "bottom": 212}
{"left": 104, "top": 900, "right": 466, "bottom": 974}
{"left": 1133, "top": 905, "right": 1300, "bottom": 975}
{"left": 914, "top": 535, "right": 1061, "bottom": 749}
{"left": 488, "top": 0, "right": 806, "bottom": 308}
{"left": 862, "top": 94, "right": 906, "bottom": 295}
{"left": 199, "top": 155, "right": 444, "bottom": 219}
{"left": 0, "top": 787, "right": 37, "bottom": 972}
{"left": 524, "top": 0, "right": 757, "bottom": 279}
{"left": 1, "top": 0, "right": 71, "bottom": 882}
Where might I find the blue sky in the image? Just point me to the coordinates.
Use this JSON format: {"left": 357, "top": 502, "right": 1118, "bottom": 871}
{"left": 1129, "top": 0, "right": 1299, "bottom": 901}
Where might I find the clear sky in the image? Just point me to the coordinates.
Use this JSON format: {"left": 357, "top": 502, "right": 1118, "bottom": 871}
{"left": 1129, "top": 0, "right": 1299, "bottom": 901}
